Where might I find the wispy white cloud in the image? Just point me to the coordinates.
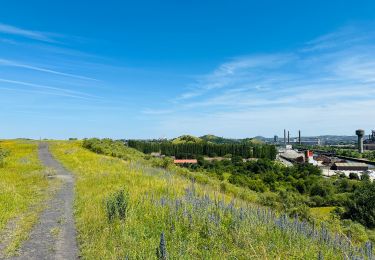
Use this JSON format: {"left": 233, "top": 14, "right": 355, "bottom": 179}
{"left": 145, "top": 25, "right": 375, "bottom": 137}
{"left": 0, "top": 23, "right": 54, "bottom": 42}
{"left": 0, "top": 78, "right": 98, "bottom": 100}
{"left": 0, "top": 58, "right": 98, "bottom": 81}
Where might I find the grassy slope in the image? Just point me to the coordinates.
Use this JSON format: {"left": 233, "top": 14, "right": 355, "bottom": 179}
{"left": 0, "top": 140, "right": 53, "bottom": 255}
{"left": 49, "top": 141, "right": 353, "bottom": 259}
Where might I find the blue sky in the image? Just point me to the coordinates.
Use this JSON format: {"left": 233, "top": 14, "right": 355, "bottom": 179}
{"left": 1, "top": 1, "right": 375, "bottom": 139}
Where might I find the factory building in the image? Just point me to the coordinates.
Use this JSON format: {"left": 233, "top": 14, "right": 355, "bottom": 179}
{"left": 364, "top": 130, "right": 375, "bottom": 151}
{"left": 331, "top": 162, "right": 369, "bottom": 171}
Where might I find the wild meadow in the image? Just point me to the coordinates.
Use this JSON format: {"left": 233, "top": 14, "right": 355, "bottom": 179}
{"left": 0, "top": 140, "right": 53, "bottom": 255}
{"left": 50, "top": 140, "right": 373, "bottom": 259}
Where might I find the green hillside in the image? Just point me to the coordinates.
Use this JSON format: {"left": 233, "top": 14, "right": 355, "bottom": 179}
{"left": 171, "top": 135, "right": 204, "bottom": 144}
{"left": 47, "top": 139, "right": 374, "bottom": 259}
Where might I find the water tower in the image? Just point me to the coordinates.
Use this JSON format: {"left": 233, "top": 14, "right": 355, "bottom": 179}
{"left": 356, "top": 129, "right": 365, "bottom": 153}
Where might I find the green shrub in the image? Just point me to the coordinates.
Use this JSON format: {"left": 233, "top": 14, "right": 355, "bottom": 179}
{"left": 105, "top": 189, "right": 129, "bottom": 222}
{"left": 349, "top": 172, "right": 359, "bottom": 180}
{"left": 258, "top": 192, "right": 279, "bottom": 207}
{"left": 341, "top": 219, "right": 369, "bottom": 243}
{"left": 0, "top": 147, "right": 10, "bottom": 167}
{"left": 344, "top": 182, "right": 375, "bottom": 228}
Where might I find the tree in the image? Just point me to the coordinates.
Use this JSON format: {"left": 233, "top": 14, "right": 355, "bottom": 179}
{"left": 349, "top": 172, "right": 359, "bottom": 180}
{"left": 360, "top": 172, "right": 370, "bottom": 182}
{"left": 344, "top": 182, "right": 375, "bottom": 228}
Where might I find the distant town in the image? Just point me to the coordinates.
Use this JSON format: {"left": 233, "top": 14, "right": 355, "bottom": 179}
{"left": 275, "top": 129, "right": 375, "bottom": 180}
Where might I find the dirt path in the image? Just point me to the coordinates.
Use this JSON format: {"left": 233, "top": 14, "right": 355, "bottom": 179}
{"left": 9, "top": 142, "right": 79, "bottom": 260}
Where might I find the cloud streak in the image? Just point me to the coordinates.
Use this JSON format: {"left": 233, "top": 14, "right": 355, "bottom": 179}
{"left": 0, "top": 23, "right": 54, "bottom": 42}
{"left": 0, "top": 78, "right": 99, "bottom": 100}
{"left": 0, "top": 58, "right": 98, "bottom": 81}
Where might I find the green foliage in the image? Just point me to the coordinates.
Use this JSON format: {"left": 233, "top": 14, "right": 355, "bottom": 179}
{"left": 344, "top": 182, "right": 375, "bottom": 228}
{"left": 349, "top": 172, "right": 360, "bottom": 180}
{"left": 279, "top": 190, "right": 311, "bottom": 218}
{"left": 171, "top": 135, "right": 203, "bottom": 144}
{"left": 310, "top": 180, "right": 333, "bottom": 198}
{"left": 228, "top": 174, "right": 267, "bottom": 192}
{"left": 0, "top": 147, "right": 10, "bottom": 167}
{"left": 80, "top": 138, "right": 374, "bottom": 257}
{"left": 51, "top": 141, "right": 370, "bottom": 259}
{"left": 341, "top": 219, "right": 369, "bottom": 243}
{"left": 153, "top": 157, "right": 174, "bottom": 169}
{"left": 128, "top": 139, "right": 277, "bottom": 160}
{"left": 83, "top": 138, "right": 144, "bottom": 160}
{"left": 361, "top": 172, "right": 371, "bottom": 182}
{"left": 313, "top": 146, "right": 375, "bottom": 162}
{"left": 230, "top": 155, "right": 243, "bottom": 165}
{"left": 105, "top": 189, "right": 129, "bottom": 222}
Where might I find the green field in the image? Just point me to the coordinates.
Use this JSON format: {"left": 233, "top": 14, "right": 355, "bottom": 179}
{"left": 49, "top": 140, "right": 367, "bottom": 259}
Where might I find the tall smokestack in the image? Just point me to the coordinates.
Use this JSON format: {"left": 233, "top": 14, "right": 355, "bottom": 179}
{"left": 284, "top": 129, "right": 286, "bottom": 145}
{"left": 356, "top": 129, "right": 364, "bottom": 153}
{"left": 299, "top": 130, "right": 301, "bottom": 145}
{"left": 287, "top": 131, "right": 290, "bottom": 144}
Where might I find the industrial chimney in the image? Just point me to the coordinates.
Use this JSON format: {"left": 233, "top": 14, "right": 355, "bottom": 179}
{"left": 356, "top": 129, "right": 365, "bottom": 153}
{"left": 287, "top": 131, "right": 290, "bottom": 144}
{"left": 284, "top": 129, "right": 286, "bottom": 145}
{"left": 299, "top": 130, "right": 301, "bottom": 145}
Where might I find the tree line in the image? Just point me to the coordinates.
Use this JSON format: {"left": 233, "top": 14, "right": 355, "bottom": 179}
{"left": 127, "top": 140, "right": 277, "bottom": 160}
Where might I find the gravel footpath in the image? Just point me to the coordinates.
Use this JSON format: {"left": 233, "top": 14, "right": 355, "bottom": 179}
{"left": 9, "top": 142, "right": 79, "bottom": 260}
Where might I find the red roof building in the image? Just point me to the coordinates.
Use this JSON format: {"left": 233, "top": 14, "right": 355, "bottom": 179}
{"left": 173, "top": 159, "right": 198, "bottom": 164}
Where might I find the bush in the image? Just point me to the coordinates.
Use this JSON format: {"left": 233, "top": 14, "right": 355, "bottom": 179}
{"left": 349, "top": 172, "right": 359, "bottom": 180}
{"left": 341, "top": 219, "right": 369, "bottom": 243}
{"left": 228, "top": 174, "right": 267, "bottom": 192}
{"left": 310, "top": 181, "right": 333, "bottom": 198}
{"left": 0, "top": 148, "right": 10, "bottom": 167}
{"left": 105, "top": 189, "right": 129, "bottom": 222}
{"left": 344, "top": 182, "right": 375, "bottom": 228}
{"left": 279, "top": 191, "right": 310, "bottom": 217}
{"left": 361, "top": 172, "right": 370, "bottom": 182}
{"left": 258, "top": 192, "right": 279, "bottom": 207}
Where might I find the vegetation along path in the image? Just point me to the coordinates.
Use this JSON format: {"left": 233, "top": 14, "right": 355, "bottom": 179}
{"left": 10, "top": 143, "right": 79, "bottom": 260}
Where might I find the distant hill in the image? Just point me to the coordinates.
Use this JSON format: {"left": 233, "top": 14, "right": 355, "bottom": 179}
{"left": 243, "top": 137, "right": 264, "bottom": 145}
{"left": 200, "top": 134, "right": 240, "bottom": 144}
{"left": 199, "top": 134, "right": 264, "bottom": 145}
{"left": 171, "top": 135, "right": 204, "bottom": 144}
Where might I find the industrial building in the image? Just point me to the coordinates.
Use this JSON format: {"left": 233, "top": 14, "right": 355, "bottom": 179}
{"left": 331, "top": 162, "right": 369, "bottom": 171}
{"left": 364, "top": 130, "right": 375, "bottom": 151}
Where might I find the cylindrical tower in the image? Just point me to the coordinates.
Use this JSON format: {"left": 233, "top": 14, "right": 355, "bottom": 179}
{"left": 356, "top": 129, "right": 365, "bottom": 153}
{"left": 284, "top": 129, "right": 286, "bottom": 145}
{"left": 287, "top": 131, "right": 290, "bottom": 144}
{"left": 299, "top": 130, "right": 301, "bottom": 145}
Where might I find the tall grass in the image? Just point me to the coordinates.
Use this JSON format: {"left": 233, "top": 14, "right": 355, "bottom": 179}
{"left": 0, "top": 140, "right": 52, "bottom": 255}
{"left": 50, "top": 141, "right": 373, "bottom": 259}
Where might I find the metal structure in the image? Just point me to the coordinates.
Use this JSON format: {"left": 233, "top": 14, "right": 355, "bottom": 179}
{"left": 284, "top": 129, "right": 286, "bottom": 145}
{"left": 356, "top": 129, "right": 365, "bottom": 153}
{"left": 370, "top": 130, "right": 375, "bottom": 142}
